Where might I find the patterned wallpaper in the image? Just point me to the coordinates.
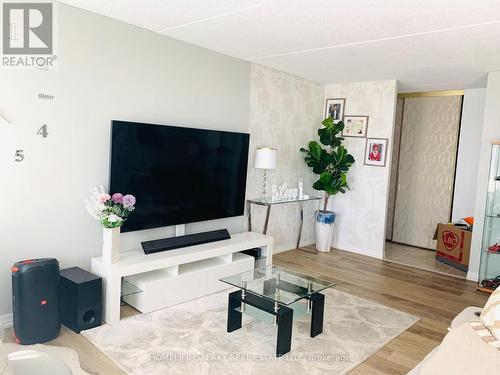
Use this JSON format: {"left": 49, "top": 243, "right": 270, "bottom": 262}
{"left": 324, "top": 81, "right": 398, "bottom": 259}
{"left": 247, "top": 64, "right": 324, "bottom": 252}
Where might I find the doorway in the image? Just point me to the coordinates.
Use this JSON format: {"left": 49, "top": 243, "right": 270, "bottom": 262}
{"left": 384, "top": 91, "right": 466, "bottom": 278}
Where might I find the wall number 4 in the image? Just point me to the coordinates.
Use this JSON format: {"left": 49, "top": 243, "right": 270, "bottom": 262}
{"left": 14, "top": 150, "right": 24, "bottom": 162}
{"left": 37, "top": 124, "right": 48, "bottom": 138}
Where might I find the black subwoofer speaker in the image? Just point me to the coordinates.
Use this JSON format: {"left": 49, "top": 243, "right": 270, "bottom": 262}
{"left": 59, "top": 267, "right": 102, "bottom": 333}
{"left": 12, "top": 258, "right": 61, "bottom": 344}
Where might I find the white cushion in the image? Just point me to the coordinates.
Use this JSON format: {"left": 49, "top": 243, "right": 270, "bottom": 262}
{"left": 481, "top": 287, "right": 500, "bottom": 340}
{"left": 409, "top": 307, "right": 488, "bottom": 374}
{"left": 420, "top": 323, "right": 500, "bottom": 375}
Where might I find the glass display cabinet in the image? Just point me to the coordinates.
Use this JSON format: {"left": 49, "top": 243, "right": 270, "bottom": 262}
{"left": 479, "top": 141, "right": 500, "bottom": 292}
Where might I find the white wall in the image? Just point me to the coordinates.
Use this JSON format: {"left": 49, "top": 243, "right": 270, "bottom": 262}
{"left": 0, "top": 4, "right": 251, "bottom": 315}
{"left": 324, "top": 81, "right": 398, "bottom": 259}
{"left": 247, "top": 64, "right": 324, "bottom": 252}
{"left": 452, "top": 89, "right": 486, "bottom": 222}
{"left": 468, "top": 71, "right": 500, "bottom": 282}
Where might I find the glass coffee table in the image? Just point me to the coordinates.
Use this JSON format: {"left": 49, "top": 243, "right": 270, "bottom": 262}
{"left": 220, "top": 265, "right": 335, "bottom": 357}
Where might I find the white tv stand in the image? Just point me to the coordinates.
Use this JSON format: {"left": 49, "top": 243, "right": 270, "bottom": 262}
{"left": 91, "top": 231, "right": 273, "bottom": 325}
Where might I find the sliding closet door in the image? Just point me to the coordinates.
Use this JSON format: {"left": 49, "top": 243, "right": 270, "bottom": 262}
{"left": 392, "top": 95, "right": 462, "bottom": 249}
{"left": 386, "top": 98, "right": 404, "bottom": 240}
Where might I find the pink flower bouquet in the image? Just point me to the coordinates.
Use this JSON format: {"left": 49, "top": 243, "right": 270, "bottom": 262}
{"left": 85, "top": 185, "right": 136, "bottom": 228}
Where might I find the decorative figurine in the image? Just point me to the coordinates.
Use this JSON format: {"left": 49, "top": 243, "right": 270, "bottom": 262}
{"left": 283, "top": 188, "right": 298, "bottom": 200}
{"left": 272, "top": 185, "right": 279, "bottom": 202}
{"left": 278, "top": 183, "right": 287, "bottom": 199}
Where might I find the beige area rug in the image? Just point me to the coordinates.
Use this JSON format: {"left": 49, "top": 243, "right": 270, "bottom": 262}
{"left": 3, "top": 342, "right": 89, "bottom": 374}
{"left": 83, "top": 289, "right": 419, "bottom": 375}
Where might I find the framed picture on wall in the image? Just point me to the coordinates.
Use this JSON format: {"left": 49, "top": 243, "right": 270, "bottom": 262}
{"left": 324, "top": 98, "right": 345, "bottom": 123}
{"left": 364, "top": 138, "right": 388, "bottom": 167}
{"left": 342, "top": 115, "right": 369, "bottom": 137}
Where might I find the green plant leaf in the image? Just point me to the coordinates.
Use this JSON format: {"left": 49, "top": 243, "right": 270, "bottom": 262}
{"left": 320, "top": 172, "right": 333, "bottom": 185}
{"left": 336, "top": 121, "right": 345, "bottom": 131}
{"left": 308, "top": 141, "right": 322, "bottom": 160}
{"left": 312, "top": 180, "right": 324, "bottom": 191}
{"left": 322, "top": 117, "right": 334, "bottom": 128}
{"left": 341, "top": 173, "right": 347, "bottom": 185}
{"left": 345, "top": 154, "right": 355, "bottom": 164}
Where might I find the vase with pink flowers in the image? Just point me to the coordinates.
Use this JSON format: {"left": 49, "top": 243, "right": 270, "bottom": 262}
{"left": 85, "top": 185, "right": 136, "bottom": 264}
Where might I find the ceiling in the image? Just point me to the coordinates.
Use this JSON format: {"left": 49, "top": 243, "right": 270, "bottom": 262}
{"left": 58, "top": 0, "right": 500, "bottom": 92}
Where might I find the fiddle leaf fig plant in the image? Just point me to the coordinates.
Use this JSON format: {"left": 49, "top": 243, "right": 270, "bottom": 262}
{"left": 300, "top": 117, "right": 355, "bottom": 211}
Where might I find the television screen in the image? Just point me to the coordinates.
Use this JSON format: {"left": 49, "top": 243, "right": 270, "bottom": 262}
{"left": 110, "top": 120, "right": 250, "bottom": 232}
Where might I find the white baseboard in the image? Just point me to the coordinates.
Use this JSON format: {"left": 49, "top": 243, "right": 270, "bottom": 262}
{"left": 466, "top": 271, "right": 479, "bottom": 283}
{"left": 1, "top": 313, "right": 13, "bottom": 329}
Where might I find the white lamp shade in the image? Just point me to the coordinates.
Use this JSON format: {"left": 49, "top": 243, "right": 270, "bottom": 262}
{"left": 254, "top": 147, "right": 277, "bottom": 170}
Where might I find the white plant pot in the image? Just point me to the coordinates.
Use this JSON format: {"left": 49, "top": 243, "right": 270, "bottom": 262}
{"left": 315, "top": 211, "right": 336, "bottom": 252}
{"left": 102, "top": 227, "right": 121, "bottom": 264}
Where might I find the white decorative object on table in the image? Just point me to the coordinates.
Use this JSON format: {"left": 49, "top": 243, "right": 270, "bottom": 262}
{"left": 254, "top": 147, "right": 277, "bottom": 199}
{"left": 278, "top": 182, "right": 287, "bottom": 199}
{"left": 298, "top": 178, "right": 304, "bottom": 199}
{"left": 85, "top": 185, "right": 136, "bottom": 265}
{"left": 283, "top": 188, "right": 298, "bottom": 200}
{"left": 271, "top": 185, "right": 279, "bottom": 202}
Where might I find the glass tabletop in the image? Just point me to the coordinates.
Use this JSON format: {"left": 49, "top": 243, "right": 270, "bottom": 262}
{"left": 220, "top": 265, "right": 335, "bottom": 305}
{"left": 247, "top": 196, "right": 321, "bottom": 206}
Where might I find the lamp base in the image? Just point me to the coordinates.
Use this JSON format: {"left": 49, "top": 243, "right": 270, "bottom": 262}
{"left": 261, "top": 169, "right": 269, "bottom": 199}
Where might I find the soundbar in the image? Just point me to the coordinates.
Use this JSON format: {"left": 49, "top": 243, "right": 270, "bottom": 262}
{"left": 141, "top": 229, "right": 231, "bottom": 255}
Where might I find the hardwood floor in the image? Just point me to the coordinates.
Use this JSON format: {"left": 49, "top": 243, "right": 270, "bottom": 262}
{"left": 384, "top": 241, "right": 467, "bottom": 278}
{"left": 2, "top": 247, "right": 488, "bottom": 375}
{"left": 274, "top": 247, "right": 488, "bottom": 374}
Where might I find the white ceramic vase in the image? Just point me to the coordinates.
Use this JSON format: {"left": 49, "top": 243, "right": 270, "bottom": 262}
{"left": 102, "top": 227, "right": 121, "bottom": 264}
{"left": 315, "top": 211, "right": 336, "bottom": 252}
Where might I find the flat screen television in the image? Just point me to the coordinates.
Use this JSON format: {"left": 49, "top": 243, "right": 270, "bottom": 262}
{"left": 109, "top": 120, "right": 250, "bottom": 232}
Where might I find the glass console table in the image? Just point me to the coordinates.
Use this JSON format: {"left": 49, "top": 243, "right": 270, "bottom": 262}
{"left": 220, "top": 265, "right": 335, "bottom": 357}
{"left": 247, "top": 196, "right": 321, "bottom": 252}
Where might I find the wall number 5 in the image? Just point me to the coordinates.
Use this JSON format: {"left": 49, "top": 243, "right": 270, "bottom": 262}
{"left": 14, "top": 150, "right": 24, "bottom": 162}
{"left": 37, "top": 124, "right": 48, "bottom": 138}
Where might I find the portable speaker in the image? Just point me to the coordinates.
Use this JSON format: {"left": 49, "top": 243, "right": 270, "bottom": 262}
{"left": 11, "top": 258, "right": 61, "bottom": 344}
{"left": 59, "top": 267, "right": 102, "bottom": 333}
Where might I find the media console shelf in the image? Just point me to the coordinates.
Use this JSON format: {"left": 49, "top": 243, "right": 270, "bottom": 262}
{"left": 91, "top": 231, "right": 273, "bottom": 325}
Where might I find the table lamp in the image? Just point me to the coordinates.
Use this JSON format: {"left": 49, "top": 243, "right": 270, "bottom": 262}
{"left": 254, "top": 147, "right": 277, "bottom": 199}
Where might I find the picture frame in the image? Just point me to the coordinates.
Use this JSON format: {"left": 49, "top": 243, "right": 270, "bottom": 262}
{"left": 364, "top": 138, "right": 388, "bottom": 167}
{"left": 324, "top": 98, "right": 345, "bottom": 123}
{"left": 342, "top": 115, "right": 369, "bottom": 138}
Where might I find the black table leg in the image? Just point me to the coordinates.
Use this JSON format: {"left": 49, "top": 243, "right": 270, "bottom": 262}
{"left": 227, "top": 290, "right": 242, "bottom": 332}
{"left": 276, "top": 306, "right": 293, "bottom": 357}
{"left": 308, "top": 292, "right": 325, "bottom": 337}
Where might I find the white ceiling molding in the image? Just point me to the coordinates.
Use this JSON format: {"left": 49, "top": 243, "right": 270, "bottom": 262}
{"left": 58, "top": 0, "right": 500, "bottom": 91}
